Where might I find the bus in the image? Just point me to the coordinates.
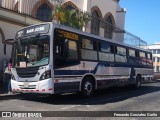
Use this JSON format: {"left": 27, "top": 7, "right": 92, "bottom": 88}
{"left": 8, "top": 22, "right": 153, "bottom": 97}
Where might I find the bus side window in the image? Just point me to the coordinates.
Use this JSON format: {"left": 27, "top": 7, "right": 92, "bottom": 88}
{"left": 55, "top": 39, "right": 78, "bottom": 67}
{"left": 115, "top": 46, "right": 127, "bottom": 63}
{"left": 140, "top": 52, "right": 146, "bottom": 65}
{"left": 128, "top": 49, "right": 136, "bottom": 64}
{"left": 98, "top": 42, "right": 114, "bottom": 62}
{"left": 135, "top": 51, "right": 142, "bottom": 65}
{"left": 81, "top": 38, "right": 98, "bottom": 61}
{"left": 146, "top": 53, "right": 153, "bottom": 66}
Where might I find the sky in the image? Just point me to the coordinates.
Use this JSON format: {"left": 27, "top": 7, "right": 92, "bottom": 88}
{"left": 120, "top": 0, "right": 160, "bottom": 45}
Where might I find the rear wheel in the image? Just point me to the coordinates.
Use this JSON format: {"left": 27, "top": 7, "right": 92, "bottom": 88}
{"left": 81, "top": 77, "right": 95, "bottom": 97}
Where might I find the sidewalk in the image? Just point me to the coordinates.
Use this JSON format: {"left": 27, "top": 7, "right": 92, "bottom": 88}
{"left": 0, "top": 82, "right": 8, "bottom": 94}
{"left": 0, "top": 82, "right": 18, "bottom": 97}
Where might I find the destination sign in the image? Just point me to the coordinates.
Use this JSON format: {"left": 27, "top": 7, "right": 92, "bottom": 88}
{"left": 58, "top": 30, "right": 78, "bottom": 40}
{"left": 16, "top": 23, "right": 50, "bottom": 38}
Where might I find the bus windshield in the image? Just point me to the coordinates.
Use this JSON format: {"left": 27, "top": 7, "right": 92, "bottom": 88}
{"left": 13, "top": 35, "right": 50, "bottom": 68}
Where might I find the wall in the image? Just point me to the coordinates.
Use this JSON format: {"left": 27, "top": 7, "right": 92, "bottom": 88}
{"left": 0, "top": 20, "right": 24, "bottom": 71}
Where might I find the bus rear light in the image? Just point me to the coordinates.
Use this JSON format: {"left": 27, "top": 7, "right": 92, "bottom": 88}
{"left": 36, "top": 90, "right": 39, "bottom": 92}
{"left": 42, "top": 89, "right": 45, "bottom": 92}
{"left": 55, "top": 79, "right": 59, "bottom": 82}
{"left": 31, "top": 90, "right": 34, "bottom": 92}
{"left": 17, "top": 89, "right": 19, "bottom": 90}
{"left": 48, "top": 88, "right": 53, "bottom": 91}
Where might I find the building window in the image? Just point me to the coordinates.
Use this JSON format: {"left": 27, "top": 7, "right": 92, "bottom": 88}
{"left": 156, "top": 66, "right": 159, "bottom": 72}
{"left": 157, "top": 49, "right": 160, "bottom": 54}
{"left": 65, "top": 4, "right": 74, "bottom": 10}
{"left": 153, "top": 57, "right": 155, "bottom": 62}
{"left": 104, "top": 16, "right": 113, "bottom": 39}
{"left": 36, "top": 3, "right": 52, "bottom": 22}
{"left": 91, "top": 11, "right": 100, "bottom": 35}
{"left": 153, "top": 49, "right": 156, "bottom": 54}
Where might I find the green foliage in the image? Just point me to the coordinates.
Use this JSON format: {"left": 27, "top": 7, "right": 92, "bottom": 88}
{"left": 52, "top": 4, "right": 90, "bottom": 30}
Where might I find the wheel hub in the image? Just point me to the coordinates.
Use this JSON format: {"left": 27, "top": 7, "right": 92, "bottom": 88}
{"left": 84, "top": 81, "right": 92, "bottom": 94}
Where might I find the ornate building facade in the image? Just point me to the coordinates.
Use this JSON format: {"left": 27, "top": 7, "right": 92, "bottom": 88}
{"left": 0, "top": 0, "right": 125, "bottom": 76}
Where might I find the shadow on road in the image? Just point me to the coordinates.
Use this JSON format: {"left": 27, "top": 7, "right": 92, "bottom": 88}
{"left": 1, "top": 83, "right": 160, "bottom": 105}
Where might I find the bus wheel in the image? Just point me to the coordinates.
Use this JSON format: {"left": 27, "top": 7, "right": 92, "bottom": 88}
{"left": 135, "top": 75, "right": 141, "bottom": 88}
{"left": 81, "top": 77, "right": 94, "bottom": 97}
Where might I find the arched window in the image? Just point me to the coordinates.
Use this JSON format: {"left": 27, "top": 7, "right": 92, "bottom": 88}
{"left": 91, "top": 11, "right": 100, "bottom": 35}
{"left": 63, "top": 1, "right": 78, "bottom": 10}
{"left": 104, "top": 16, "right": 113, "bottom": 39}
{"left": 66, "top": 4, "right": 74, "bottom": 10}
{"left": 36, "top": 3, "right": 52, "bottom": 22}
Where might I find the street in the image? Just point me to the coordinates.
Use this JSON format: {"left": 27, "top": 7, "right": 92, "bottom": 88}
{"left": 0, "top": 81, "right": 160, "bottom": 120}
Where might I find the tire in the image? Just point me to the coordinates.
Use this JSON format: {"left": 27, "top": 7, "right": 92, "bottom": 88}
{"left": 134, "top": 75, "right": 141, "bottom": 88}
{"left": 81, "top": 77, "right": 95, "bottom": 97}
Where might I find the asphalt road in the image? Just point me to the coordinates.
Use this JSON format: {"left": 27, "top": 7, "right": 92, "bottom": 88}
{"left": 0, "top": 82, "right": 160, "bottom": 120}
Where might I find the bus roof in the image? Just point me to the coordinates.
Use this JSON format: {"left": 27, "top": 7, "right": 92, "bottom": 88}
{"left": 17, "top": 22, "right": 150, "bottom": 53}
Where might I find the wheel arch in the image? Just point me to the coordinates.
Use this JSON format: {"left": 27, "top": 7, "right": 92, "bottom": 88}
{"left": 79, "top": 73, "right": 97, "bottom": 91}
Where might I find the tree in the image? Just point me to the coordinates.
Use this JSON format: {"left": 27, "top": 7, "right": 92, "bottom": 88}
{"left": 52, "top": 3, "right": 90, "bottom": 30}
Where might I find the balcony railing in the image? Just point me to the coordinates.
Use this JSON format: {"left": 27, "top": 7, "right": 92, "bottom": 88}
{"left": 0, "top": 0, "right": 147, "bottom": 48}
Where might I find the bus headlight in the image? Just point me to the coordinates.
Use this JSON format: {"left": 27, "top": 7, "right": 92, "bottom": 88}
{"left": 40, "top": 70, "right": 51, "bottom": 80}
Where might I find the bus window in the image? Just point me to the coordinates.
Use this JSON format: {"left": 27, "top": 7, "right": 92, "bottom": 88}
{"left": 98, "top": 42, "right": 114, "bottom": 62}
{"left": 55, "top": 38, "right": 78, "bottom": 67}
{"left": 146, "top": 53, "right": 153, "bottom": 66}
{"left": 140, "top": 52, "right": 146, "bottom": 65}
{"left": 129, "top": 49, "right": 135, "bottom": 57}
{"left": 99, "top": 42, "right": 110, "bottom": 52}
{"left": 81, "top": 38, "right": 97, "bottom": 60}
{"left": 115, "top": 46, "right": 127, "bottom": 63}
{"left": 128, "top": 49, "right": 136, "bottom": 64}
{"left": 147, "top": 53, "right": 151, "bottom": 59}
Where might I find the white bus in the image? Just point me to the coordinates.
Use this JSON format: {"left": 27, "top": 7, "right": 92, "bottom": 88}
{"left": 7, "top": 22, "right": 153, "bottom": 97}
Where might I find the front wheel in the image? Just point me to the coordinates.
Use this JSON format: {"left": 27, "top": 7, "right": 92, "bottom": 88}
{"left": 81, "top": 77, "right": 95, "bottom": 97}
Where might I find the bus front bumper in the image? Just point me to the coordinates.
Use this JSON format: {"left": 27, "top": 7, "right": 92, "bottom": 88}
{"left": 11, "top": 79, "right": 54, "bottom": 94}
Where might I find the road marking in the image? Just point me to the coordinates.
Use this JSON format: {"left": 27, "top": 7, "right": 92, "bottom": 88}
{"left": 61, "top": 105, "right": 81, "bottom": 110}
{"left": 86, "top": 105, "right": 90, "bottom": 108}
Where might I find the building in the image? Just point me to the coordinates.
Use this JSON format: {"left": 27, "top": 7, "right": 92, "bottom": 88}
{"left": 147, "top": 43, "right": 160, "bottom": 72}
{"left": 0, "top": 0, "right": 127, "bottom": 77}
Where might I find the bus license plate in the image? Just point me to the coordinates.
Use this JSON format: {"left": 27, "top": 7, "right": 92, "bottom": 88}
{"left": 24, "top": 82, "right": 29, "bottom": 88}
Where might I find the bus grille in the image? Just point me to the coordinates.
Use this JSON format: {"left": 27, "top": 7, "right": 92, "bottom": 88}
{"left": 16, "top": 67, "right": 39, "bottom": 78}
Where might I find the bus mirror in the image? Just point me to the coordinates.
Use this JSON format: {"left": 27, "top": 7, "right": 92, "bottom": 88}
{"left": 3, "top": 43, "right": 6, "bottom": 55}
{"left": 3, "top": 39, "right": 14, "bottom": 55}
